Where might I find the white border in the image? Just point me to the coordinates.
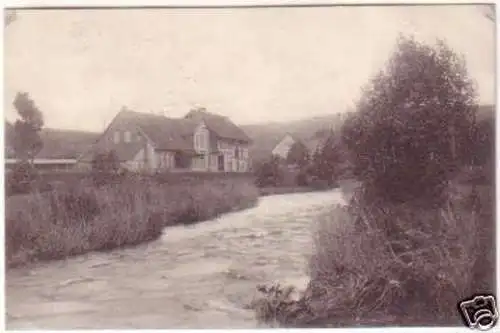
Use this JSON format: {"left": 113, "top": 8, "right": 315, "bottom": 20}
{"left": 1, "top": 1, "right": 498, "bottom": 333}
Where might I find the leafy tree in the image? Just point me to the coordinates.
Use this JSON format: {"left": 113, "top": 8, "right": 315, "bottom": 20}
{"left": 12, "top": 92, "right": 44, "bottom": 164}
{"left": 286, "top": 141, "right": 310, "bottom": 168}
{"left": 254, "top": 156, "right": 284, "bottom": 187}
{"left": 341, "top": 35, "right": 478, "bottom": 204}
{"left": 309, "top": 133, "right": 343, "bottom": 186}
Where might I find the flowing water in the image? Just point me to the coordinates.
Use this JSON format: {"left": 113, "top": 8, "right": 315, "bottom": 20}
{"left": 6, "top": 189, "right": 346, "bottom": 329}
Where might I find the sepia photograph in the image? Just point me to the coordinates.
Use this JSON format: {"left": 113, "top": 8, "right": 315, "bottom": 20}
{"left": 3, "top": 2, "right": 497, "bottom": 330}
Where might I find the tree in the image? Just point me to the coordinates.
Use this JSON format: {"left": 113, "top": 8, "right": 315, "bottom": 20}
{"left": 12, "top": 92, "right": 44, "bottom": 164}
{"left": 309, "top": 133, "right": 343, "bottom": 186}
{"left": 286, "top": 141, "right": 310, "bottom": 168}
{"left": 342, "top": 35, "right": 478, "bottom": 204}
{"left": 254, "top": 155, "right": 284, "bottom": 187}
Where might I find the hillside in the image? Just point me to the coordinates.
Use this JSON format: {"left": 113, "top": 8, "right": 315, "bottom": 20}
{"left": 242, "top": 105, "right": 496, "bottom": 166}
{"left": 241, "top": 112, "right": 352, "bottom": 164}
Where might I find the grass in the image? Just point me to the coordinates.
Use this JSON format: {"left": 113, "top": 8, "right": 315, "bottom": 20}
{"left": 6, "top": 176, "right": 259, "bottom": 268}
{"left": 251, "top": 179, "right": 494, "bottom": 327}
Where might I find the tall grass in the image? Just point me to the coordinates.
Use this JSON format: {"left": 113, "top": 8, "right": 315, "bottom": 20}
{"left": 6, "top": 177, "right": 259, "bottom": 268}
{"left": 252, "top": 182, "right": 494, "bottom": 327}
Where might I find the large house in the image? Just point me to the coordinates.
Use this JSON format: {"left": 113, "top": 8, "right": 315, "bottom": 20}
{"left": 78, "top": 107, "right": 253, "bottom": 173}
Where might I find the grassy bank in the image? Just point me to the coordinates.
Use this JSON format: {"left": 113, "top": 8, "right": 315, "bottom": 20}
{"left": 6, "top": 177, "right": 259, "bottom": 269}
{"left": 252, "top": 181, "right": 494, "bottom": 327}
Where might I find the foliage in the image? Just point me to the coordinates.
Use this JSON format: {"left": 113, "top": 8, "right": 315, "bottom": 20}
{"left": 286, "top": 141, "right": 310, "bottom": 168}
{"left": 12, "top": 92, "right": 44, "bottom": 163}
{"left": 341, "top": 35, "right": 478, "bottom": 204}
{"left": 91, "top": 150, "right": 121, "bottom": 185}
{"left": 6, "top": 177, "right": 259, "bottom": 268}
{"left": 308, "top": 134, "right": 343, "bottom": 186}
{"left": 253, "top": 186, "right": 492, "bottom": 327}
{"left": 471, "top": 115, "right": 494, "bottom": 167}
{"left": 255, "top": 155, "right": 284, "bottom": 187}
{"left": 5, "top": 162, "right": 38, "bottom": 196}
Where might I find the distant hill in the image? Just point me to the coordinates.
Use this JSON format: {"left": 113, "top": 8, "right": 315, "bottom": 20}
{"left": 242, "top": 105, "right": 496, "bottom": 165}
{"left": 242, "top": 112, "right": 352, "bottom": 164}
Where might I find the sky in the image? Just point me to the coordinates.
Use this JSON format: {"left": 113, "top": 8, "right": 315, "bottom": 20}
{"left": 4, "top": 5, "right": 496, "bottom": 132}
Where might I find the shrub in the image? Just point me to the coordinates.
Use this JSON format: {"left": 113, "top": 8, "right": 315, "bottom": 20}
{"left": 91, "top": 150, "right": 121, "bottom": 186}
{"left": 309, "top": 134, "right": 343, "bottom": 187}
{"left": 6, "top": 162, "right": 38, "bottom": 196}
{"left": 253, "top": 188, "right": 488, "bottom": 327}
{"left": 255, "top": 156, "right": 284, "bottom": 187}
{"left": 341, "top": 36, "right": 478, "bottom": 205}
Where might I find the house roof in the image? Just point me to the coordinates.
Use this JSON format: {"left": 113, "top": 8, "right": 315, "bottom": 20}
{"left": 185, "top": 108, "right": 252, "bottom": 143}
{"left": 107, "top": 108, "right": 252, "bottom": 153}
{"left": 4, "top": 121, "right": 99, "bottom": 159}
{"left": 37, "top": 128, "right": 100, "bottom": 159}
{"left": 117, "top": 110, "right": 198, "bottom": 151}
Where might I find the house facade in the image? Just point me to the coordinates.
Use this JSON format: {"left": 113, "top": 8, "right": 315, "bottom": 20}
{"left": 78, "top": 107, "right": 252, "bottom": 173}
{"left": 271, "top": 134, "right": 298, "bottom": 160}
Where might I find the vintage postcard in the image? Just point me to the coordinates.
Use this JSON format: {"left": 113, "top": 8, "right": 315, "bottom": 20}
{"left": 3, "top": 3, "right": 496, "bottom": 330}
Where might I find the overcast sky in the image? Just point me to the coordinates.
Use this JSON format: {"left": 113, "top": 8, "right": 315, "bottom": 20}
{"left": 4, "top": 5, "right": 495, "bottom": 132}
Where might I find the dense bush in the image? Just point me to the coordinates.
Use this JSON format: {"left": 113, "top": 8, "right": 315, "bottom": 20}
{"left": 91, "top": 150, "right": 122, "bottom": 186}
{"left": 254, "top": 156, "right": 285, "bottom": 187}
{"left": 5, "top": 162, "right": 38, "bottom": 196}
{"left": 6, "top": 177, "right": 259, "bottom": 268}
{"left": 308, "top": 135, "right": 343, "bottom": 187}
{"left": 341, "top": 36, "right": 478, "bottom": 205}
{"left": 253, "top": 186, "right": 492, "bottom": 327}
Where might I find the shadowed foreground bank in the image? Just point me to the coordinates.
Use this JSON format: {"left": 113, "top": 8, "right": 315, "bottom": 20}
{"left": 6, "top": 177, "right": 259, "bottom": 268}
{"left": 251, "top": 182, "right": 495, "bottom": 327}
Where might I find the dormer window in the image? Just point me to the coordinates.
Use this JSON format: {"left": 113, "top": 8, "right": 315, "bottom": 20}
{"left": 113, "top": 131, "right": 120, "bottom": 144}
{"left": 124, "top": 131, "right": 131, "bottom": 143}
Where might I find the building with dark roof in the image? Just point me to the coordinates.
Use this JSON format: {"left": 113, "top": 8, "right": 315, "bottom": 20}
{"left": 78, "top": 107, "right": 253, "bottom": 173}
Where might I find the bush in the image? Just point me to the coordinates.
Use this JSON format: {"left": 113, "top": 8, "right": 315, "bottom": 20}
{"left": 6, "top": 162, "right": 38, "bottom": 196}
{"left": 6, "top": 177, "right": 259, "bottom": 268}
{"left": 253, "top": 187, "right": 489, "bottom": 327}
{"left": 341, "top": 36, "right": 478, "bottom": 205}
{"left": 309, "top": 134, "right": 343, "bottom": 186}
{"left": 91, "top": 150, "right": 121, "bottom": 186}
{"left": 255, "top": 156, "right": 284, "bottom": 187}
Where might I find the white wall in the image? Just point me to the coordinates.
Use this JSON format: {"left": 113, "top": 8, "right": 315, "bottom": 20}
{"left": 272, "top": 134, "right": 295, "bottom": 159}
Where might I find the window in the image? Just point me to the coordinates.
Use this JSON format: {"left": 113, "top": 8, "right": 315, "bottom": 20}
{"left": 113, "top": 131, "right": 120, "bottom": 144}
{"left": 234, "top": 147, "right": 240, "bottom": 159}
{"left": 194, "top": 133, "right": 200, "bottom": 150}
{"left": 124, "top": 131, "right": 131, "bottom": 143}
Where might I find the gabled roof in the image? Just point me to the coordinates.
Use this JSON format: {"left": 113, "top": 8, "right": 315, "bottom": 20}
{"left": 185, "top": 108, "right": 252, "bottom": 143}
{"left": 4, "top": 120, "right": 99, "bottom": 159}
{"left": 37, "top": 128, "right": 100, "bottom": 159}
{"left": 117, "top": 110, "right": 197, "bottom": 151}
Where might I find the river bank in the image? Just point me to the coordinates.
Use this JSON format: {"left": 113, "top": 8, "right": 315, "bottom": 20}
{"left": 6, "top": 177, "right": 259, "bottom": 269}
{"left": 6, "top": 189, "right": 345, "bottom": 329}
